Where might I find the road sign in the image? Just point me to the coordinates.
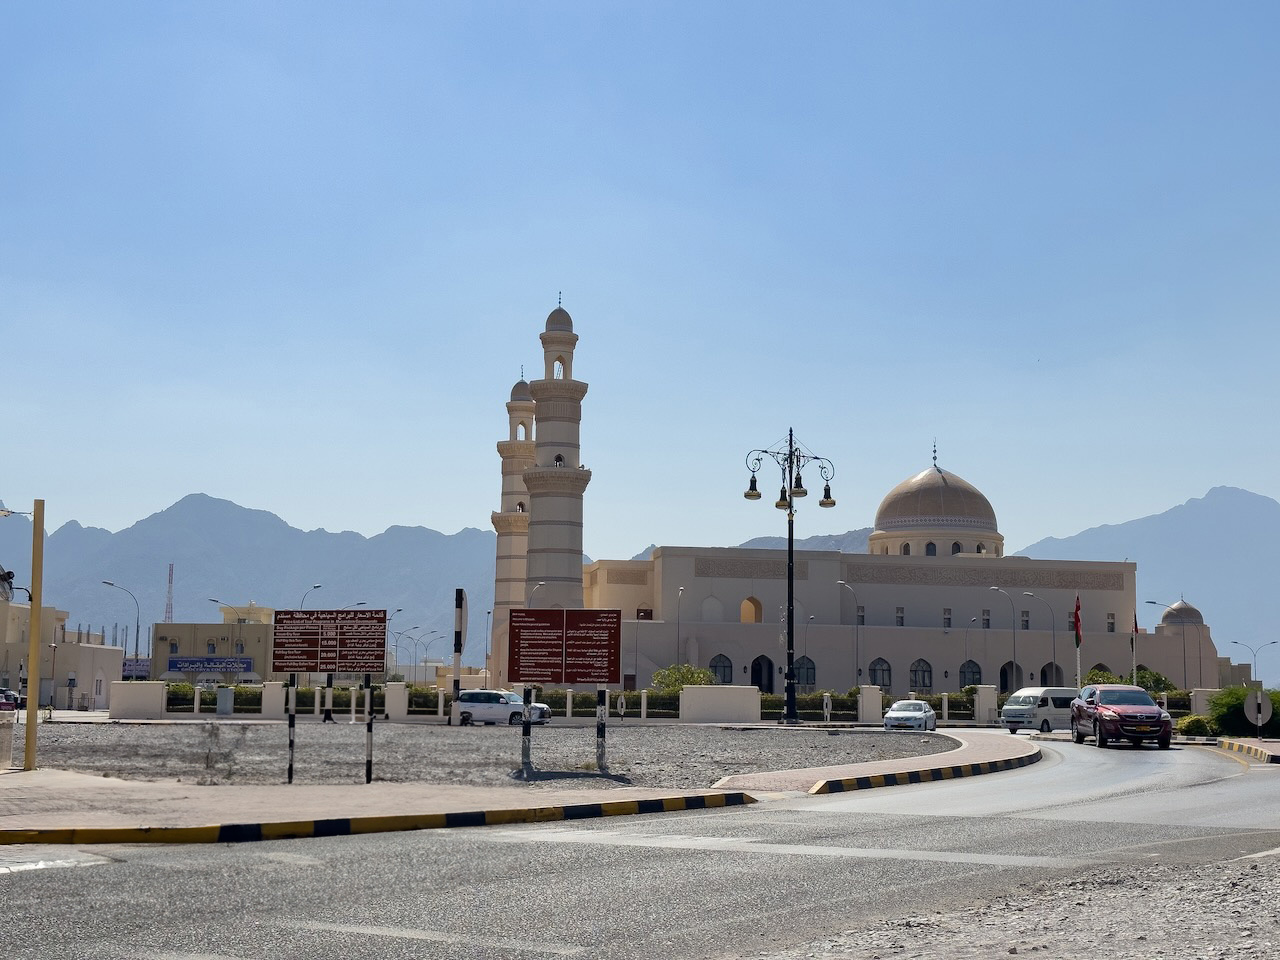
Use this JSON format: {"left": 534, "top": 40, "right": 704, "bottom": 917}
{"left": 272, "top": 609, "right": 387, "bottom": 673}
{"left": 509, "top": 609, "right": 621, "bottom": 684}
{"left": 1244, "top": 689, "right": 1273, "bottom": 726}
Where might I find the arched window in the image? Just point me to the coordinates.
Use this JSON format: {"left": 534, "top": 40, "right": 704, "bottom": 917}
{"left": 909, "top": 658, "right": 932, "bottom": 693}
{"left": 739, "top": 597, "right": 763, "bottom": 624}
{"left": 999, "top": 660, "right": 1022, "bottom": 693}
{"left": 900, "top": 543, "right": 911, "bottom": 556}
{"left": 517, "top": 421, "right": 529, "bottom": 441}
{"left": 553, "top": 454, "right": 565, "bottom": 467}
{"left": 925, "top": 542, "right": 936, "bottom": 556}
{"left": 554, "top": 358, "right": 566, "bottom": 379}
{"left": 794, "top": 656, "right": 816, "bottom": 692}
{"left": 882, "top": 546, "right": 889, "bottom": 555}
{"left": 869, "top": 657, "right": 891, "bottom": 690}
{"left": 1039, "top": 662, "right": 1062, "bottom": 686}
{"left": 1089, "top": 662, "right": 1112, "bottom": 678}
{"left": 516, "top": 501, "right": 526, "bottom": 513}
{"left": 952, "top": 542, "right": 962, "bottom": 555}
{"left": 976, "top": 543, "right": 986, "bottom": 554}
{"left": 959, "top": 659, "right": 982, "bottom": 687}
{"left": 710, "top": 654, "right": 733, "bottom": 685}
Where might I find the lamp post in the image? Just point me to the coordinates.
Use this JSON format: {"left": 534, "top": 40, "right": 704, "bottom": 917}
{"left": 836, "top": 581, "right": 861, "bottom": 689}
{"left": 300, "top": 584, "right": 322, "bottom": 609}
{"left": 341, "top": 601, "right": 367, "bottom": 610}
{"left": 1145, "top": 600, "right": 1194, "bottom": 690}
{"left": 990, "top": 587, "right": 1017, "bottom": 692}
{"left": 527, "top": 581, "right": 546, "bottom": 608}
{"left": 1023, "top": 592, "right": 1057, "bottom": 686}
{"left": 1231, "top": 640, "right": 1277, "bottom": 737}
{"left": 102, "top": 581, "right": 142, "bottom": 678}
{"left": 484, "top": 610, "right": 492, "bottom": 685}
{"left": 675, "top": 585, "right": 684, "bottom": 668}
{"left": 745, "top": 428, "right": 836, "bottom": 723}
{"left": 48, "top": 642, "right": 58, "bottom": 709}
{"left": 963, "top": 617, "right": 976, "bottom": 684}
{"left": 208, "top": 598, "right": 246, "bottom": 685}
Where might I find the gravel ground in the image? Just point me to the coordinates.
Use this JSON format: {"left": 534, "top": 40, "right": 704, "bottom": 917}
{"left": 748, "top": 857, "right": 1280, "bottom": 960}
{"left": 21, "top": 720, "right": 956, "bottom": 789}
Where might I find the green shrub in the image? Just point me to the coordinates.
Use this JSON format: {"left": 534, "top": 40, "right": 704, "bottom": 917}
{"left": 1176, "top": 714, "right": 1217, "bottom": 738}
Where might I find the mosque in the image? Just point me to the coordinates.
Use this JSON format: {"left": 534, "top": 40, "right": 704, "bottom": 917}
{"left": 487, "top": 306, "right": 1235, "bottom": 696}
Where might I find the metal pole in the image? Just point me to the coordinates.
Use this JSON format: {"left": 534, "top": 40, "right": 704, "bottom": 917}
{"left": 596, "top": 684, "right": 607, "bottom": 772}
{"left": 784, "top": 432, "right": 796, "bottom": 723}
{"left": 364, "top": 672, "right": 373, "bottom": 784}
{"left": 24, "top": 500, "right": 45, "bottom": 769}
{"left": 1023, "top": 593, "right": 1056, "bottom": 685}
{"left": 287, "top": 673, "right": 296, "bottom": 784}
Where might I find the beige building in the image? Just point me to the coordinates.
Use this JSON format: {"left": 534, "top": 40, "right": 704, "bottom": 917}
{"left": 488, "top": 307, "right": 1230, "bottom": 696}
{"left": 152, "top": 602, "right": 272, "bottom": 684}
{"left": 1, "top": 599, "right": 123, "bottom": 708}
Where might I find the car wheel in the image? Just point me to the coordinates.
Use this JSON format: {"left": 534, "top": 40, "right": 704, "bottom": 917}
{"left": 1094, "top": 722, "right": 1108, "bottom": 748}
{"left": 509, "top": 712, "right": 523, "bottom": 725}
{"left": 459, "top": 712, "right": 472, "bottom": 726}
{"left": 1071, "top": 718, "right": 1085, "bottom": 744}
{"left": 1158, "top": 735, "right": 1171, "bottom": 750}
{"left": 1040, "top": 720, "right": 1052, "bottom": 733}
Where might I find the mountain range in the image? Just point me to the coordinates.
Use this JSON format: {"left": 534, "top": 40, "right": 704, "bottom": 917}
{"left": 1, "top": 486, "right": 1276, "bottom": 682}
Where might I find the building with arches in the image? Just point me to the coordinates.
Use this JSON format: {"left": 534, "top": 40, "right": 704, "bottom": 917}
{"left": 489, "top": 307, "right": 1232, "bottom": 695}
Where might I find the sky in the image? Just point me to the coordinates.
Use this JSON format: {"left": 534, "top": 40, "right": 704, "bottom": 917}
{"left": 4, "top": 2, "right": 1278, "bottom": 626}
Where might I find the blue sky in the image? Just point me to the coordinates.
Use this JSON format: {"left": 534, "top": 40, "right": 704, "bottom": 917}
{"left": 4, "top": 3, "right": 1278, "bottom": 627}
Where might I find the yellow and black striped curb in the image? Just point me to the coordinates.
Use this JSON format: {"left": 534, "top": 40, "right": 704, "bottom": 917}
{"left": 1216, "top": 739, "right": 1279, "bottom": 764}
{"left": 809, "top": 747, "right": 1042, "bottom": 794}
{"left": 0, "top": 791, "right": 756, "bottom": 846}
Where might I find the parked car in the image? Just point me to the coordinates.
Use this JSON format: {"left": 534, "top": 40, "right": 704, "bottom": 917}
{"left": 456, "top": 689, "right": 552, "bottom": 726}
{"left": 0, "top": 689, "right": 16, "bottom": 711}
{"left": 1071, "top": 683, "right": 1172, "bottom": 749}
{"left": 884, "top": 699, "right": 937, "bottom": 731}
{"left": 1001, "top": 687, "right": 1078, "bottom": 733}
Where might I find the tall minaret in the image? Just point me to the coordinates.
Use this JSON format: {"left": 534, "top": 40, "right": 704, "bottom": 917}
{"left": 489, "top": 377, "right": 536, "bottom": 688}
{"left": 523, "top": 305, "right": 591, "bottom": 609}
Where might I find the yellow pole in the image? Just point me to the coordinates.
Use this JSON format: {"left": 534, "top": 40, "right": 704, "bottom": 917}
{"left": 24, "top": 499, "right": 44, "bottom": 770}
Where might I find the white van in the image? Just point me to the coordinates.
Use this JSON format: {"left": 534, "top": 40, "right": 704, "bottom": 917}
{"left": 1000, "top": 687, "right": 1078, "bottom": 733}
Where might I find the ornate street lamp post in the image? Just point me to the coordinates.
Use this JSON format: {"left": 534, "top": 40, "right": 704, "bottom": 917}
{"left": 745, "top": 429, "right": 835, "bottom": 723}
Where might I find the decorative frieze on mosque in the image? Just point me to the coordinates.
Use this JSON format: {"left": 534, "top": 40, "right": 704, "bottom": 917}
{"left": 606, "top": 568, "right": 649, "bottom": 585}
{"left": 841, "top": 561, "right": 1125, "bottom": 592}
{"left": 694, "top": 557, "right": 810, "bottom": 581}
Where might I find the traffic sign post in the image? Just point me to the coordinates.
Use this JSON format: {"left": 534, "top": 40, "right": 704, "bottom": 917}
{"left": 1244, "top": 689, "right": 1272, "bottom": 738}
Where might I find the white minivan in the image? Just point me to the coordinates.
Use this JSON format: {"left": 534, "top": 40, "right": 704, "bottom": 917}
{"left": 1001, "top": 687, "right": 1078, "bottom": 733}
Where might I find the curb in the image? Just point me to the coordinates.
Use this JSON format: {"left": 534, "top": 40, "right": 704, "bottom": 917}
{"left": 0, "top": 791, "right": 757, "bottom": 846}
{"left": 809, "top": 746, "right": 1042, "bottom": 794}
{"left": 1215, "top": 739, "right": 1279, "bottom": 764}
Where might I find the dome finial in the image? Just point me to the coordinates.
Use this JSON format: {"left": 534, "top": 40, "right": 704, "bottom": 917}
{"left": 933, "top": 439, "right": 941, "bottom": 475}
{"left": 558, "top": 290, "right": 562, "bottom": 307}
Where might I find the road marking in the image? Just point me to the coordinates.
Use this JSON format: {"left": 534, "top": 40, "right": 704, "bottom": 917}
{"left": 283, "top": 919, "right": 586, "bottom": 956}
{"left": 0, "top": 849, "right": 110, "bottom": 874}
{"left": 484, "top": 827, "right": 1066, "bottom": 867}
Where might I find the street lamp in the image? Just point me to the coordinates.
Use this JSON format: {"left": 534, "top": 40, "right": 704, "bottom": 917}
{"left": 745, "top": 428, "right": 836, "bottom": 723}
{"left": 527, "top": 581, "right": 546, "bottom": 607}
{"left": 208, "top": 598, "right": 246, "bottom": 684}
{"left": 1145, "top": 599, "right": 1196, "bottom": 690}
{"left": 48, "top": 642, "right": 58, "bottom": 709}
{"left": 341, "top": 601, "right": 367, "bottom": 610}
{"left": 963, "top": 617, "right": 977, "bottom": 683}
{"left": 102, "top": 581, "right": 142, "bottom": 677}
{"left": 675, "top": 585, "right": 684, "bottom": 667}
{"left": 990, "top": 587, "right": 1017, "bottom": 692}
{"left": 1023, "top": 592, "right": 1057, "bottom": 686}
{"left": 837, "top": 580, "right": 861, "bottom": 688}
{"left": 300, "top": 584, "right": 322, "bottom": 609}
{"left": 1231, "top": 640, "right": 1277, "bottom": 737}
{"left": 484, "top": 610, "right": 492, "bottom": 685}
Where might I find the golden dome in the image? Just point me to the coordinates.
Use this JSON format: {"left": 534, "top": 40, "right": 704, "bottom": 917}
{"left": 874, "top": 466, "right": 999, "bottom": 534}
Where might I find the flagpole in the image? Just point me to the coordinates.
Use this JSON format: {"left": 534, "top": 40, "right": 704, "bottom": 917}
{"left": 1073, "top": 593, "right": 1082, "bottom": 689}
{"left": 1131, "top": 611, "right": 1137, "bottom": 685}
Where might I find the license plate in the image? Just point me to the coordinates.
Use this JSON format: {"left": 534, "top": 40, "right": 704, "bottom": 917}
{"left": 1131, "top": 725, "right": 1154, "bottom": 732}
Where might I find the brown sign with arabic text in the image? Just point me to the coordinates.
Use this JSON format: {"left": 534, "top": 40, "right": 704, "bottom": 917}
{"left": 509, "top": 608, "right": 621, "bottom": 684}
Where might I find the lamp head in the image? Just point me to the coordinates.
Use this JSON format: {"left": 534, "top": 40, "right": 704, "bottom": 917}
{"left": 744, "top": 474, "right": 761, "bottom": 500}
{"left": 790, "top": 472, "right": 807, "bottom": 498}
{"left": 819, "top": 483, "right": 835, "bottom": 508}
{"left": 775, "top": 486, "right": 789, "bottom": 510}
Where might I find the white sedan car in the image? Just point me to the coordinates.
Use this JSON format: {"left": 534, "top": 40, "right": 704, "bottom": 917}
{"left": 883, "top": 699, "right": 937, "bottom": 731}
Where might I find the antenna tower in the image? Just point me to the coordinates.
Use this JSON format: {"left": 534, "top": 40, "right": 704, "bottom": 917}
{"left": 164, "top": 563, "right": 174, "bottom": 623}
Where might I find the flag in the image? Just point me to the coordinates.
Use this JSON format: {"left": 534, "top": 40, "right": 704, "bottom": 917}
{"left": 1073, "top": 594, "right": 1082, "bottom": 649}
{"left": 1131, "top": 611, "right": 1138, "bottom": 653}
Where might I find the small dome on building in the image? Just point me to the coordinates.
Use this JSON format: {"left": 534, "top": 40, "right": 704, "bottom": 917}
{"left": 546, "top": 306, "right": 573, "bottom": 332}
{"left": 874, "top": 466, "right": 999, "bottom": 534}
{"left": 1160, "top": 600, "right": 1204, "bottom": 626}
{"left": 509, "top": 379, "right": 533, "bottom": 402}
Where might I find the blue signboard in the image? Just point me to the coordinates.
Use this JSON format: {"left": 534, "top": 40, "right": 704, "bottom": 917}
{"left": 169, "top": 657, "right": 254, "bottom": 673}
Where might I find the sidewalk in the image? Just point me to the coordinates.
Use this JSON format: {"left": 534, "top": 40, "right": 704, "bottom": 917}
{"left": 0, "top": 728, "right": 1043, "bottom": 845}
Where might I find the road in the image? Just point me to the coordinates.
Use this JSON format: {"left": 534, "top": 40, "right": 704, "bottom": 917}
{"left": 3, "top": 739, "right": 1278, "bottom": 959}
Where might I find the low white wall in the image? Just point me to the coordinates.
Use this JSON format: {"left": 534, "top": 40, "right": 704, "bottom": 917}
{"left": 261, "top": 682, "right": 286, "bottom": 719}
{"left": 109, "top": 681, "right": 166, "bottom": 720}
{"left": 1190, "top": 688, "right": 1221, "bottom": 716}
{"left": 858, "top": 685, "right": 882, "bottom": 724}
{"left": 679, "top": 685, "right": 760, "bottom": 723}
{"left": 974, "top": 684, "right": 998, "bottom": 725}
{"left": 384, "top": 682, "right": 408, "bottom": 721}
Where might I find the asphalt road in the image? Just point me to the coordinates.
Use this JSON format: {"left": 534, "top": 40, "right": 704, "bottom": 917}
{"left": 3, "top": 739, "right": 1278, "bottom": 960}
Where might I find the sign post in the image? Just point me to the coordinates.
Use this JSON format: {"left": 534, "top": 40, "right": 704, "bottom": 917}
{"left": 510, "top": 609, "right": 621, "bottom": 774}
{"left": 272, "top": 609, "right": 387, "bottom": 782}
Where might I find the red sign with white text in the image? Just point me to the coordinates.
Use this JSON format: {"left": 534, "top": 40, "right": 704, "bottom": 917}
{"left": 509, "top": 608, "right": 621, "bottom": 684}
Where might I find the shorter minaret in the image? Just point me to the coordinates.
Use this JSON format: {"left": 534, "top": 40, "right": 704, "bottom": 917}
{"left": 523, "top": 305, "right": 591, "bottom": 609}
{"left": 489, "top": 376, "right": 536, "bottom": 687}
